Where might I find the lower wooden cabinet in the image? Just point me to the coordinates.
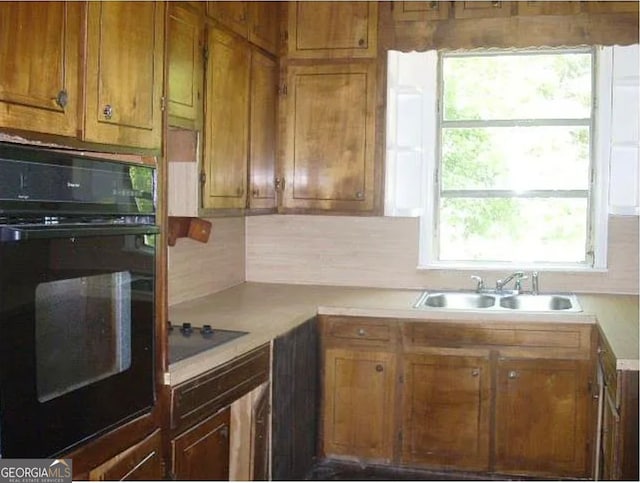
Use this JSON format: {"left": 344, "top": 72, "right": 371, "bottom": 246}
{"left": 401, "top": 350, "right": 491, "bottom": 471}
{"left": 172, "top": 408, "right": 231, "bottom": 480}
{"left": 320, "top": 316, "right": 596, "bottom": 479}
{"left": 495, "top": 358, "right": 591, "bottom": 477}
{"left": 88, "top": 430, "right": 164, "bottom": 481}
{"left": 323, "top": 348, "right": 396, "bottom": 462}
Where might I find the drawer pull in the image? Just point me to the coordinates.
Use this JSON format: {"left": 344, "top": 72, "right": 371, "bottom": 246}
{"left": 375, "top": 364, "right": 384, "bottom": 373}
{"left": 508, "top": 370, "right": 518, "bottom": 379}
{"left": 471, "top": 369, "right": 480, "bottom": 377}
{"left": 357, "top": 328, "right": 366, "bottom": 336}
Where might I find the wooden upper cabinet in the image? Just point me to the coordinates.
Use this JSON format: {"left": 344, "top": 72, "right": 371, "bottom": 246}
{"left": 393, "top": 1, "right": 452, "bottom": 21}
{"left": 516, "top": 1, "right": 580, "bottom": 16}
{"left": 287, "top": 1, "right": 378, "bottom": 59}
{"left": 203, "top": 27, "right": 250, "bottom": 210}
{"left": 249, "top": 50, "right": 277, "bottom": 210}
{"left": 84, "top": 1, "right": 164, "bottom": 150}
{"left": 89, "top": 430, "right": 164, "bottom": 481}
{"left": 494, "top": 358, "right": 591, "bottom": 478}
{"left": 453, "top": 1, "right": 513, "bottom": 18}
{"left": 207, "top": 1, "right": 249, "bottom": 37}
{"left": 401, "top": 351, "right": 491, "bottom": 471}
{"left": 281, "top": 62, "right": 376, "bottom": 212}
{"left": 167, "top": 3, "right": 205, "bottom": 130}
{"left": 323, "top": 348, "right": 396, "bottom": 462}
{"left": 248, "top": 2, "right": 280, "bottom": 55}
{"left": 0, "top": 1, "right": 81, "bottom": 137}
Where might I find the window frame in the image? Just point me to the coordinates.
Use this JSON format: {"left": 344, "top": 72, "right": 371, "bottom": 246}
{"left": 418, "top": 46, "right": 609, "bottom": 270}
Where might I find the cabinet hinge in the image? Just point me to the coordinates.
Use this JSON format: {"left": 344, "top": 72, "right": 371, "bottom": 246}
{"left": 160, "top": 96, "right": 166, "bottom": 112}
{"left": 399, "top": 374, "right": 404, "bottom": 384}
{"left": 398, "top": 430, "right": 403, "bottom": 443}
{"left": 278, "top": 83, "right": 288, "bottom": 96}
{"left": 203, "top": 45, "right": 209, "bottom": 63}
{"left": 200, "top": 171, "right": 206, "bottom": 185}
{"left": 281, "top": 30, "right": 288, "bottom": 43}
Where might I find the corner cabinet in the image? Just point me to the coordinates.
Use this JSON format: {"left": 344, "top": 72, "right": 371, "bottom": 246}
{"left": 0, "top": 1, "right": 82, "bottom": 138}
{"left": 280, "top": 62, "right": 377, "bottom": 213}
{"left": 83, "top": 1, "right": 164, "bottom": 150}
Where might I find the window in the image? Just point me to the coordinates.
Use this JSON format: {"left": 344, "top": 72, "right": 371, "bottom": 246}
{"left": 386, "top": 47, "right": 609, "bottom": 269}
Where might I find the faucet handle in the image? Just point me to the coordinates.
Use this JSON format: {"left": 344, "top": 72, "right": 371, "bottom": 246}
{"left": 470, "top": 275, "right": 484, "bottom": 292}
{"left": 514, "top": 273, "right": 528, "bottom": 291}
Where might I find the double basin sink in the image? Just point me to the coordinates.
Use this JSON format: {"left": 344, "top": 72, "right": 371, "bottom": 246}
{"left": 414, "top": 291, "right": 582, "bottom": 312}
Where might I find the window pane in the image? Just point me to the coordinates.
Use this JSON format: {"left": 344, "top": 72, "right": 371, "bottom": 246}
{"left": 441, "top": 126, "right": 590, "bottom": 191}
{"left": 439, "top": 198, "right": 588, "bottom": 263}
{"left": 443, "top": 52, "right": 592, "bottom": 121}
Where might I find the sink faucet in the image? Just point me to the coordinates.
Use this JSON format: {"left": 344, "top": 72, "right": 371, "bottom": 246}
{"left": 531, "top": 271, "right": 539, "bottom": 295}
{"left": 495, "top": 271, "right": 527, "bottom": 293}
{"left": 470, "top": 275, "right": 485, "bottom": 293}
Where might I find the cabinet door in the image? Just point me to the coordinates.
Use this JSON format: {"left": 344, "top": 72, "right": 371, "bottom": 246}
{"left": 167, "top": 3, "right": 204, "bottom": 129}
{"left": 84, "top": 1, "right": 164, "bottom": 150}
{"left": 453, "top": 1, "right": 513, "bottom": 18}
{"left": 600, "top": 387, "right": 621, "bottom": 480}
{"left": 393, "top": 1, "right": 452, "bottom": 21}
{"left": 249, "top": 50, "right": 277, "bottom": 210}
{"left": 323, "top": 348, "right": 396, "bottom": 462}
{"left": 516, "top": 1, "right": 580, "bottom": 16}
{"left": 287, "top": 2, "right": 378, "bottom": 59}
{"left": 401, "top": 351, "right": 491, "bottom": 471}
{"left": 0, "top": 1, "right": 81, "bottom": 137}
{"left": 248, "top": 2, "right": 280, "bottom": 55}
{"left": 207, "top": 1, "right": 249, "bottom": 38}
{"left": 495, "top": 358, "right": 591, "bottom": 478}
{"left": 251, "top": 383, "right": 270, "bottom": 480}
{"left": 89, "top": 430, "right": 164, "bottom": 481}
{"left": 172, "top": 408, "right": 231, "bottom": 480}
{"left": 203, "top": 27, "right": 250, "bottom": 210}
{"left": 282, "top": 62, "right": 377, "bottom": 212}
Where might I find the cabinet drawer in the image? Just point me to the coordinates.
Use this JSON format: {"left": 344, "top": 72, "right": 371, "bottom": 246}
{"left": 171, "top": 344, "right": 270, "bottom": 434}
{"left": 403, "top": 322, "right": 592, "bottom": 357}
{"left": 322, "top": 316, "right": 398, "bottom": 347}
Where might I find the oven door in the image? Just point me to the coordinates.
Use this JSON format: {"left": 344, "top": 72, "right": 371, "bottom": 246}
{"left": 0, "top": 225, "right": 157, "bottom": 457}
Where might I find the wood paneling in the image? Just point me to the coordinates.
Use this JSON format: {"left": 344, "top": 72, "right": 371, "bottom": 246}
{"left": 248, "top": 2, "right": 280, "bottom": 55}
{"left": 0, "top": 1, "right": 81, "bottom": 137}
{"left": 272, "top": 318, "right": 319, "bottom": 480}
{"left": 245, "top": 215, "right": 639, "bottom": 295}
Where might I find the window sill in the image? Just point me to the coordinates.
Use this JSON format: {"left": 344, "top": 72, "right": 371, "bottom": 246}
{"left": 417, "top": 262, "right": 608, "bottom": 273}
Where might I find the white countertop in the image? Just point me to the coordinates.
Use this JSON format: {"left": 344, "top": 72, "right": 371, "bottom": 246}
{"left": 167, "top": 283, "right": 639, "bottom": 385}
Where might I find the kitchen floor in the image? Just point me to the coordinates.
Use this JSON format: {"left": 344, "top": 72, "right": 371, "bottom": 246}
{"left": 305, "top": 459, "right": 548, "bottom": 481}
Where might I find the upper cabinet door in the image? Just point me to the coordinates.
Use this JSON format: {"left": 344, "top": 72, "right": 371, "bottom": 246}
{"left": 281, "top": 62, "right": 377, "bottom": 212}
{"left": 167, "top": 3, "right": 205, "bottom": 130}
{"left": 453, "top": 1, "right": 513, "bottom": 18}
{"left": 249, "top": 50, "right": 277, "bottom": 210}
{"left": 0, "top": 1, "right": 81, "bottom": 137}
{"left": 287, "top": 1, "right": 378, "bottom": 59}
{"left": 84, "top": 2, "right": 164, "bottom": 150}
{"left": 393, "top": 1, "right": 452, "bottom": 21}
{"left": 202, "top": 27, "right": 250, "bottom": 210}
{"left": 207, "top": 1, "right": 249, "bottom": 38}
{"left": 248, "top": 1, "right": 280, "bottom": 55}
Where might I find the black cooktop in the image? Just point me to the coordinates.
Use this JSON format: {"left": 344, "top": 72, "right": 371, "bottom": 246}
{"left": 168, "top": 321, "right": 248, "bottom": 364}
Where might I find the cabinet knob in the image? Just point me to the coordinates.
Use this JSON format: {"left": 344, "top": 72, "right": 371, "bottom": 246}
{"left": 508, "top": 370, "right": 518, "bottom": 379}
{"left": 357, "top": 328, "right": 366, "bottom": 336}
{"left": 55, "top": 89, "right": 68, "bottom": 109}
{"left": 355, "top": 191, "right": 364, "bottom": 200}
{"left": 103, "top": 104, "right": 113, "bottom": 120}
{"left": 375, "top": 364, "right": 384, "bottom": 373}
{"left": 491, "top": 1, "right": 500, "bottom": 6}
{"left": 471, "top": 369, "right": 480, "bottom": 377}
{"left": 358, "top": 38, "right": 365, "bottom": 47}
{"left": 252, "top": 188, "right": 259, "bottom": 197}
{"left": 593, "top": 393, "right": 600, "bottom": 400}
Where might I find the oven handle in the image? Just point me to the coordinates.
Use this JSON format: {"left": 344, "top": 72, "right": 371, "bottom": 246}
{"left": 0, "top": 224, "right": 160, "bottom": 241}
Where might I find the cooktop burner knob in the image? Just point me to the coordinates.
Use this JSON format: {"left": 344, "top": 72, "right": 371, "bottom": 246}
{"left": 201, "top": 324, "right": 213, "bottom": 337}
{"left": 180, "top": 322, "right": 193, "bottom": 336}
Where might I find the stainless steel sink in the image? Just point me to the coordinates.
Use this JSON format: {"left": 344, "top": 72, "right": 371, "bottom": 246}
{"left": 414, "top": 291, "right": 582, "bottom": 312}
{"left": 419, "top": 292, "right": 496, "bottom": 309}
{"left": 499, "top": 294, "right": 581, "bottom": 312}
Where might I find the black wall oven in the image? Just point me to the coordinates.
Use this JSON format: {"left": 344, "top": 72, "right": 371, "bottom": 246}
{"left": 0, "top": 143, "right": 158, "bottom": 458}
